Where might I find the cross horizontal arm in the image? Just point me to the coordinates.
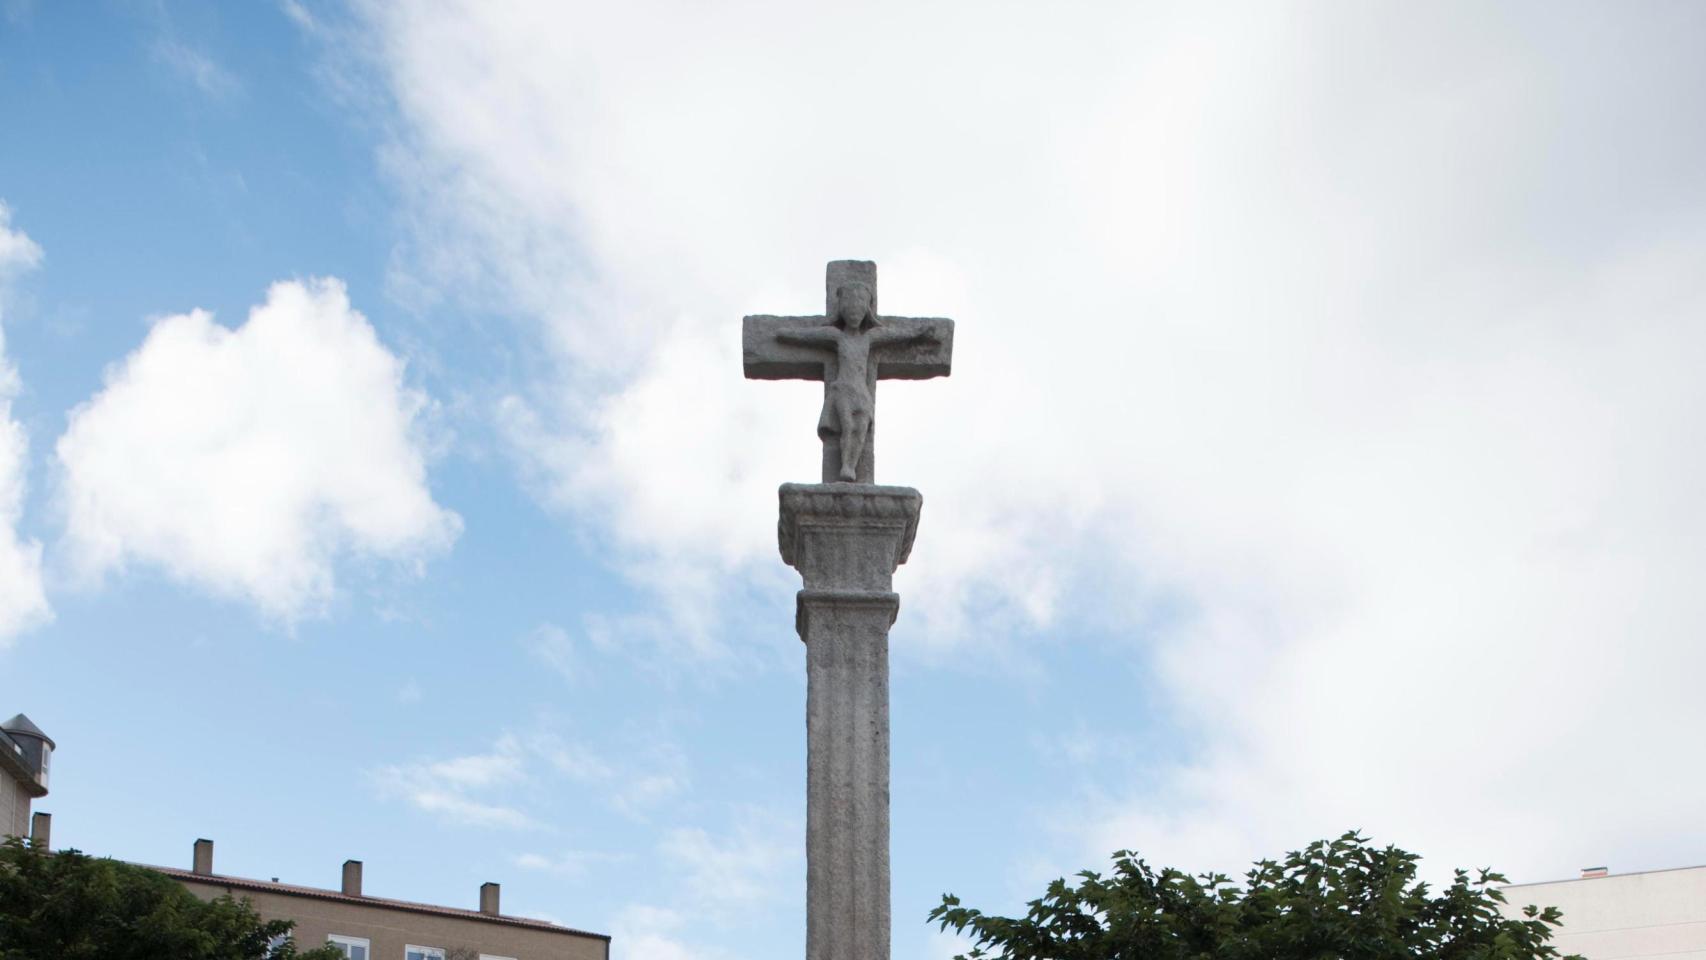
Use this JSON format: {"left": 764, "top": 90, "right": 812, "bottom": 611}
{"left": 867, "top": 316, "right": 954, "bottom": 380}
{"left": 744, "top": 314, "right": 834, "bottom": 380}
{"left": 741, "top": 314, "right": 955, "bottom": 381}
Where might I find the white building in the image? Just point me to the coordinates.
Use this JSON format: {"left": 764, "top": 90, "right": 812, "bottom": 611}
{"left": 1502, "top": 866, "right": 1706, "bottom": 960}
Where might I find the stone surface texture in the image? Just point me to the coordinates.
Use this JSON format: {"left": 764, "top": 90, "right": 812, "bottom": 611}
{"left": 779, "top": 482, "right": 922, "bottom": 960}
{"left": 743, "top": 260, "right": 953, "bottom": 483}
{"left": 749, "top": 261, "right": 953, "bottom": 960}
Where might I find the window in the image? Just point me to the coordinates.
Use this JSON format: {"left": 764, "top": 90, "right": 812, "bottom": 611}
{"left": 480, "top": 956, "right": 518, "bottom": 960}
{"left": 327, "top": 934, "right": 370, "bottom": 960}
{"left": 404, "top": 947, "right": 445, "bottom": 960}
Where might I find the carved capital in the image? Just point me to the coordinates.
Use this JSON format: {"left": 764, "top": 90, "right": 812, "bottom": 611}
{"left": 777, "top": 483, "right": 923, "bottom": 591}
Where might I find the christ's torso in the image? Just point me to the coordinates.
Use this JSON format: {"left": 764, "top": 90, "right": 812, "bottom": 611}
{"left": 833, "top": 332, "right": 876, "bottom": 397}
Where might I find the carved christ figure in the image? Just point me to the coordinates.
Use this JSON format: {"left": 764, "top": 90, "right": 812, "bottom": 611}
{"left": 775, "top": 281, "right": 943, "bottom": 482}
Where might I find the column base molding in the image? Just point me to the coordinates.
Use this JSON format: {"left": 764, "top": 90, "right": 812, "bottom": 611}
{"left": 795, "top": 589, "right": 900, "bottom": 639}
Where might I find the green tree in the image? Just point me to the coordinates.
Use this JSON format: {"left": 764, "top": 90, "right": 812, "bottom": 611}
{"left": 930, "top": 831, "right": 1581, "bottom": 960}
{"left": 0, "top": 837, "right": 344, "bottom": 960}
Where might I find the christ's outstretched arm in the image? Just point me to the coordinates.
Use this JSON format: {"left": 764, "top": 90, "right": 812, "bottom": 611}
{"left": 777, "top": 327, "right": 840, "bottom": 348}
{"left": 871, "top": 322, "right": 943, "bottom": 346}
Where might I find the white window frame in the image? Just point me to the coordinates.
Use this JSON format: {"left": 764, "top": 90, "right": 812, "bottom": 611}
{"left": 326, "top": 934, "right": 370, "bottom": 960}
{"left": 404, "top": 946, "right": 446, "bottom": 960}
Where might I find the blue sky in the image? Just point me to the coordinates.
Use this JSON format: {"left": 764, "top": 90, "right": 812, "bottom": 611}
{"left": 3, "top": 2, "right": 1705, "bottom": 959}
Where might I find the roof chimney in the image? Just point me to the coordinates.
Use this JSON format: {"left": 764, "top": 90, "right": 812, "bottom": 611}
{"left": 342, "top": 859, "right": 363, "bottom": 896}
{"left": 193, "top": 838, "right": 214, "bottom": 875}
{"left": 480, "top": 881, "right": 500, "bottom": 916}
{"left": 1581, "top": 866, "right": 1608, "bottom": 879}
{"left": 29, "top": 811, "right": 49, "bottom": 849}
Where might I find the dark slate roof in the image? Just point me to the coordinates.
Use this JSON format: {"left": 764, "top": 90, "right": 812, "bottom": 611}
{"left": 0, "top": 728, "right": 34, "bottom": 787}
{"left": 1, "top": 714, "right": 53, "bottom": 749}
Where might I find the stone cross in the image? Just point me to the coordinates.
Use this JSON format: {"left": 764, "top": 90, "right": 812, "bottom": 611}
{"left": 744, "top": 260, "right": 954, "bottom": 483}
{"left": 744, "top": 260, "right": 954, "bottom": 960}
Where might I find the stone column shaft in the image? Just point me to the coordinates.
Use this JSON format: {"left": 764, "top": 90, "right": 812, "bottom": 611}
{"left": 803, "top": 590, "right": 894, "bottom": 960}
{"left": 779, "top": 483, "right": 922, "bottom": 960}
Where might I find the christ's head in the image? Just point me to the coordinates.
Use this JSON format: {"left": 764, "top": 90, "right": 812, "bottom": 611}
{"left": 833, "top": 281, "right": 877, "bottom": 330}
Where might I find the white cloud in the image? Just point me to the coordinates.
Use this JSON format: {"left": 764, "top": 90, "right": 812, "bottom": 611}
{"left": 0, "top": 201, "right": 50, "bottom": 645}
{"left": 510, "top": 848, "right": 626, "bottom": 877}
{"left": 425, "top": 732, "right": 526, "bottom": 789}
{"left": 532, "top": 728, "right": 686, "bottom": 818}
{"left": 614, "top": 771, "right": 687, "bottom": 819}
{"left": 662, "top": 810, "right": 799, "bottom": 914}
{"left": 0, "top": 206, "right": 42, "bottom": 275}
{"left": 526, "top": 622, "right": 576, "bottom": 683}
{"left": 511, "top": 852, "right": 553, "bottom": 871}
{"left": 278, "top": 0, "right": 316, "bottom": 33}
{"left": 373, "top": 735, "right": 534, "bottom": 829}
{"left": 356, "top": 0, "right": 1706, "bottom": 889}
{"left": 407, "top": 790, "right": 533, "bottom": 830}
{"left": 609, "top": 905, "right": 728, "bottom": 960}
{"left": 535, "top": 735, "right": 615, "bottom": 783}
{"left": 56, "top": 278, "right": 460, "bottom": 620}
{"left": 603, "top": 810, "right": 801, "bottom": 960}
{"left": 152, "top": 38, "right": 240, "bottom": 99}
{"left": 378, "top": 725, "right": 688, "bottom": 832}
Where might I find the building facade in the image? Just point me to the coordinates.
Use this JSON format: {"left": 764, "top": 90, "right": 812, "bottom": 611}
{"left": 1502, "top": 866, "right": 1706, "bottom": 960}
{"left": 0, "top": 713, "right": 52, "bottom": 842}
{"left": 2, "top": 709, "right": 607, "bottom": 959}
{"left": 152, "top": 839, "right": 609, "bottom": 960}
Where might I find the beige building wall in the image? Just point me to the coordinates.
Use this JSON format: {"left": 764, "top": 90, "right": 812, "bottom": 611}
{"left": 0, "top": 775, "right": 25, "bottom": 839}
{"left": 1502, "top": 866, "right": 1706, "bottom": 960}
{"left": 172, "top": 874, "right": 608, "bottom": 960}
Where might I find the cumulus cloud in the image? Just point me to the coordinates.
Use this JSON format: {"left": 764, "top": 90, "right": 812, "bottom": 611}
{"left": 356, "top": 0, "right": 1706, "bottom": 908}
{"left": 510, "top": 849, "right": 627, "bottom": 877}
{"left": 603, "top": 810, "right": 801, "bottom": 960}
{"left": 534, "top": 728, "right": 688, "bottom": 819}
{"left": 0, "top": 206, "right": 43, "bottom": 274}
{"left": 0, "top": 202, "right": 50, "bottom": 644}
{"left": 373, "top": 734, "right": 535, "bottom": 829}
{"left": 278, "top": 0, "right": 316, "bottom": 33}
{"left": 56, "top": 278, "right": 460, "bottom": 619}
{"left": 609, "top": 905, "right": 728, "bottom": 960}
{"left": 664, "top": 813, "right": 799, "bottom": 914}
{"left": 377, "top": 724, "right": 689, "bottom": 832}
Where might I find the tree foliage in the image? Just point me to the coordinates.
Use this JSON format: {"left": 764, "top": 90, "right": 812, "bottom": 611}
{"left": 0, "top": 837, "right": 344, "bottom": 960}
{"left": 930, "top": 832, "right": 1581, "bottom": 960}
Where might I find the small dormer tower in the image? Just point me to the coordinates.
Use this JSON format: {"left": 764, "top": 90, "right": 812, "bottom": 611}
{"left": 0, "top": 713, "right": 52, "bottom": 840}
{"left": 1, "top": 714, "right": 52, "bottom": 794}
